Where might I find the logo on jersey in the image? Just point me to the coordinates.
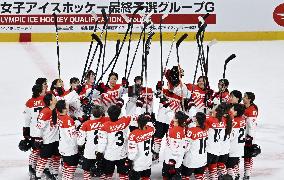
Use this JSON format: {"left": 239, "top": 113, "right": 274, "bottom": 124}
{"left": 273, "top": 3, "right": 284, "bottom": 27}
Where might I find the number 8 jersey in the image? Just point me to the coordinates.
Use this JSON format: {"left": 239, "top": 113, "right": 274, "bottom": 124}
{"left": 98, "top": 116, "right": 135, "bottom": 161}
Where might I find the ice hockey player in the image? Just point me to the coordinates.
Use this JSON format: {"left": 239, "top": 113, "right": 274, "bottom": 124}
{"left": 126, "top": 76, "right": 154, "bottom": 116}
{"left": 242, "top": 92, "right": 258, "bottom": 180}
{"left": 186, "top": 76, "right": 213, "bottom": 114}
{"left": 153, "top": 66, "right": 188, "bottom": 162}
{"left": 228, "top": 90, "right": 242, "bottom": 105}
{"left": 211, "top": 79, "right": 230, "bottom": 107}
{"left": 128, "top": 113, "right": 155, "bottom": 180}
{"left": 97, "top": 105, "right": 137, "bottom": 180}
{"left": 226, "top": 103, "right": 246, "bottom": 179}
{"left": 99, "top": 72, "right": 128, "bottom": 111}
{"left": 34, "top": 93, "right": 60, "bottom": 180}
{"left": 77, "top": 105, "right": 109, "bottom": 180}
{"left": 35, "top": 77, "right": 48, "bottom": 95}
{"left": 21, "top": 84, "right": 45, "bottom": 179}
{"left": 162, "top": 111, "right": 189, "bottom": 180}
{"left": 206, "top": 103, "right": 232, "bottom": 180}
{"left": 50, "top": 79, "right": 65, "bottom": 99}
{"left": 182, "top": 112, "right": 208, "bottom": 180}
{"left": 57, "top": 100, "right": 79, "bottom": 180}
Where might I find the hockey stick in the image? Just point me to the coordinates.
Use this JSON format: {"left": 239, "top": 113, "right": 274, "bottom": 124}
{"left": 52, "top": 13, "right": 61, "bottom": 79}
{"left": 223, "top": 54, "right": 236, "bottom": 79}
{"left": 80, "top": 12, "right": 99, "bottom": 84}
{"left": 126, "top": 21, "right": 151, "bottom": 80}
{"left": 101, "top": 8, "right": 109, "bottom": 75}
{"left": 160, "top": 14, "right": 168, "bottom": 82}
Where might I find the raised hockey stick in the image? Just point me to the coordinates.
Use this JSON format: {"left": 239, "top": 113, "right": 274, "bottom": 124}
{"left": 223, "top": 54, "right": 236, "bottom": 79}
{"left": 52, "top": 13, "right": 61, "bottom": 79}
{"left": 160, "top": 14, "right": 168, "bottom": 82}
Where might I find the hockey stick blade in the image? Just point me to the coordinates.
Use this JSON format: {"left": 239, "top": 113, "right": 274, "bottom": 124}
{"left": 162, "top": 14, "right": 169, "bottom": 20}
{"left": 225, "top": 54, "right": 236, "bottom": 64}
{"left": 176, "top": 33, "right": 188, "bottom": 48}
{"left": 208, "top": 39, "right": 217, "bottom": 47}
{"left": 91, "top": 11, "right": 98, "bottom": 22}
{"left": 92, "top": 33, "right": 102, "bottom": 46}
{"left": 121, "top": 14, "right": 130, "bottom": 24}
{"left": 133, "top": 5, "right": 144, "bottom": 15}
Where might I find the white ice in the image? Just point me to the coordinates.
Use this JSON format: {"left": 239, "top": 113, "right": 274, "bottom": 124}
{"left": 0, "top": 40, "right": 283, "bottom": 179}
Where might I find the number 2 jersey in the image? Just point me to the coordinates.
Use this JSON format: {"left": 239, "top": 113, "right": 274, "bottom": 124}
{"left": 77, "top": 117, "right": 110, "bottom": 159}
{"left": 23, "top": 96, "right": 45, "bottom": 137}
{"left": 183, "top": 127, "right": 208, "bottom": 168}
{"left": 128, "top": 123, "right": 155, "bottom": 171}
{"left": 244, "top": 104, "right": 258, "bottom": 139}
{"left": 98, "top": 116, "right": 136, "bottom": 161}
{"left": 229, "top": 116, "right": 246, "bottom": 157}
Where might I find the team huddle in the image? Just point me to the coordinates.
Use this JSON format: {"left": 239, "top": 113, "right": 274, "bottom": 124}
{"left": 19, "top": 66, "right": 260, "bottom": 180}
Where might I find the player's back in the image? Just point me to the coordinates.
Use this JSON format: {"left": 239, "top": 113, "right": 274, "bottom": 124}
{"left": 230, "top": 116, "right": 246, "bottom": 157}
{"left": 24, "top": 96, "right": 45, "bottom": 137}
{"left": 98, "top": 116, "right": 132, "bottom": 161}
{"left": 183, "top": 126, "right": 208, "bottom": 168}
{"left": 128, "top": 124, "right": 155, "bottom": 171}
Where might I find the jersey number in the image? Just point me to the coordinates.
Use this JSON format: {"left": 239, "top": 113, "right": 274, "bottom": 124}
{"left": 115, "top": 131, "right": 124, "bottom": 146}
{"left": 144, "top": 139, "right": 151, "bottom": 156}
{"left": 238, "top": 128, "right": 245, "bottom": 143}
{"left": 214, "top": 129, "right": 222, "bottom": 142}
{"left": 94, "top": 130, "right": 98, "bottom": 145}
{"left": 34, "top": 107, "right": 43, "bottom": 112}
{"left": 199, "top": 137, "right": 208, "bottom": 154}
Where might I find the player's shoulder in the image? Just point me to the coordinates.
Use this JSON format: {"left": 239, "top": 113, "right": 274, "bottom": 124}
{"left": 58, "top": 115, "right": 74, "bottom": 128}
{"left": 245, "top": 105, "right": 258, "bottom": 117}
{"left": 168, "top": 126, "right": 185, "bottom": 139}
{"left": 25, "top": 96, "right": 44, "bottom": 108}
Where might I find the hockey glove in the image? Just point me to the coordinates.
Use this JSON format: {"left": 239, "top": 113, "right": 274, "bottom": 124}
{"left": 116, "top": 98, "right": 124, "bottom": 108}
{"left": 136, "top": 96, "right": 145, "bottom": 108}
{"left": 183, "top": 98, "right": 195, "bottom": 111}
{"left": 34, "top": 137, "right": 44, "bottom": 149}
{"left": 122, "top": 77, "right": 129, "bottom": 88}
{"left": 156, "top": 81, "right": 163, "bottom": 91}
{"left": 23, "top": 127, "right": 31, "bottom": 139}
{"left": 96, "top": 82, "right": 108, "bottom": 94}
{"left": 18, "top": 138, "right": 32, "bottom": 152}
{"left": 160, "top": 96, "right": 170, "bottom": 108}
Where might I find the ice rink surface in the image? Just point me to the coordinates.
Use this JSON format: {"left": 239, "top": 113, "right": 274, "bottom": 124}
{"left": 0, "top": 40, "right": 283, "bottom": 179}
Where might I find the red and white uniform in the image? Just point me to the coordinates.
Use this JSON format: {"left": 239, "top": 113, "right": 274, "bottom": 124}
{"left": 211, "top": 91, "right": 230, "bottom": 106}
{"left": 126, "top": 87, "right": 154, "bottom": 115}
{"left": 244, "top": 105, "right": 258, "bottom": 140}
{"left": 80, "top": 83, "right": 101, "bottom": 103}
{"left": 164, "top": 125, "right": 187, "bottom": 168}
{"left": 205, "top": 116, "right": 227, "bottom": 156}
{"left": 57, "top": 114, "right": 78, "bottom": 156}
{"left": 186, "top": 84, "right": 208, "bottom": 113}
{"left": 99, "top": 84, "right": 127, "bottom": 110}
{"left": 128, "top": 123, "right": 155, "bottom": 171}
{"left": 229, "top": 116, "right": 246, "bottom": 157}
{"left": 77, "top": 117, "right": 109, "bottom": 159}
{"left": 183, "top": 127, "right": 208, "bottom": 168}
{"left": 157, "top": 89, "right": 182, "bottom": 125}
{"left": 35, "top": 107, "right": 59, "bottom": 144}
{"left": 23, "top": 96, "right": 45, "bottom": 137}
{"left": 98, "top": 116, "right": 136, "bottom": 161}
{"left": 63, "top": 90, "right": 83, "bottom": 119}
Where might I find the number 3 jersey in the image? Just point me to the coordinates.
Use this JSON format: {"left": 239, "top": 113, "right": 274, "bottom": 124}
{"left": 229, "top": 116, "right": 246, "bottom": 157}
{"left": 183, "top": 127, "right": 208, "bottom": 168}
{"left": 98, "top": 116, "right": 135, "bottom": 161}
{"left": 23, "top": 96, "right": 45, "bottom": 137}
{"left": 128, "top": 123, "right": 155, "bottom": 171}
{"left": 77, "top": 117, "right": 109, "bottom": 159}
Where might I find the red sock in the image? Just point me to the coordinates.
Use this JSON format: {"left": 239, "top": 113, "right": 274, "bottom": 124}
{"left": 208, "top": 163, "right": 218, "bottom": 180}
{"left": 83, "top": 170, "right": 91, "bottom": 180}
{"left": 36, "top": 157, "right": 49, "bottom": 177}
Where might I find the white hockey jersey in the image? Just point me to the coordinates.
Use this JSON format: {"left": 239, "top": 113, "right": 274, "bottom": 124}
{"left": 77, "top": 117, "right": 110, "bottom": 159}
{"left": 23, "top": 96, "right": 45, "bottom": 137}
{"left": 128, "top": 123, "right": 155, "bottom": 171}
{"left": 98, "top": 116, "right": 135, "bottom": 161}
{"left": 183, "top": 127, "right": 208, "bottom": 168}
{"left": 164, "top": 125, "right": 187, "bottom": 168}
{"left": 58, "top": 114, "right": 78, "bottom": 156}
{"left": 205, "top": 116, "right": 227, "bottom": 156}
{"left": 35, "top": 107, "right": 59, "bottom": 144}
{"left": 229, "top": 116, "right": 246, "bottom": 157}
